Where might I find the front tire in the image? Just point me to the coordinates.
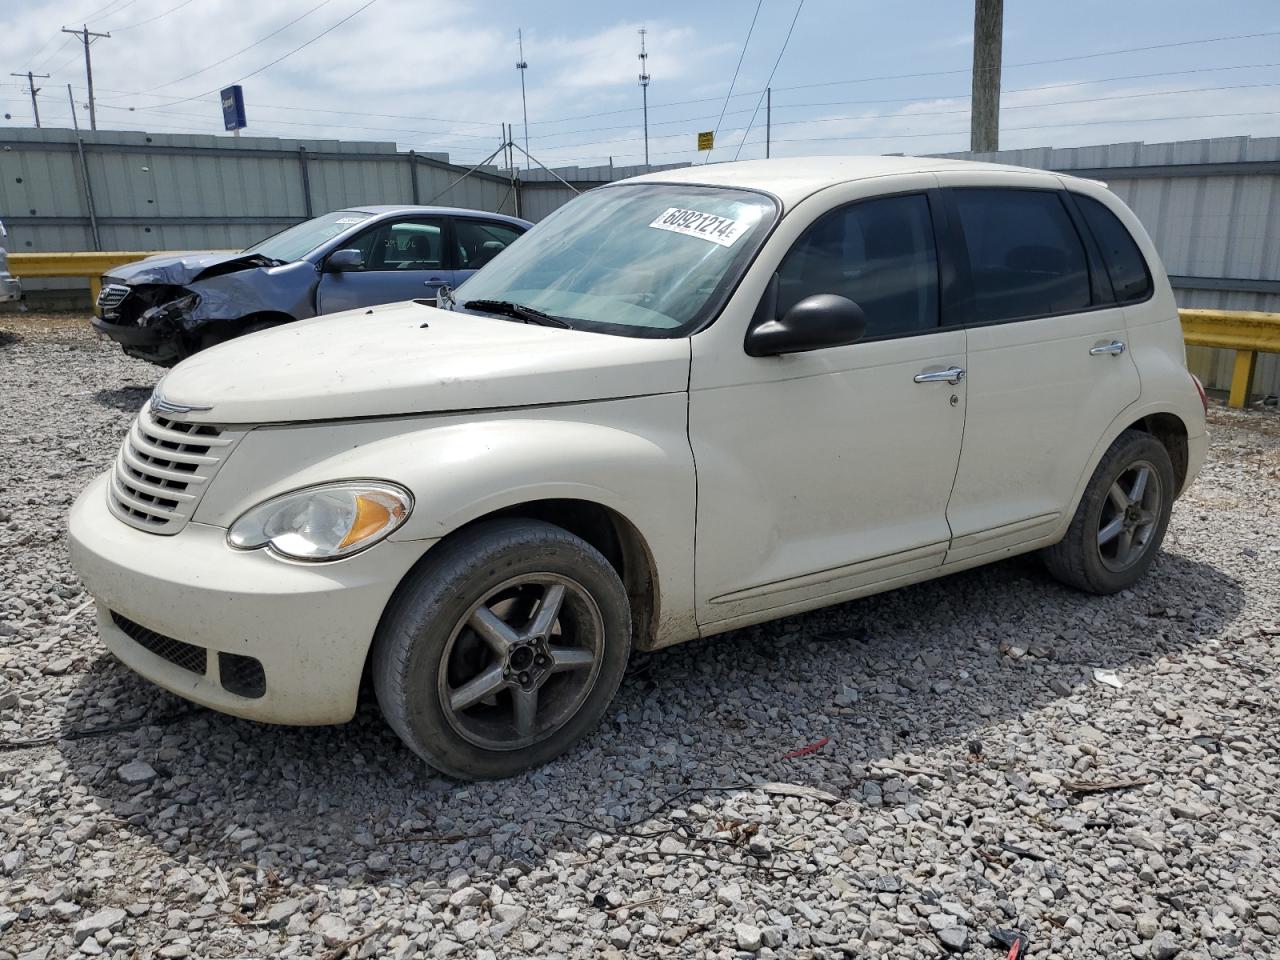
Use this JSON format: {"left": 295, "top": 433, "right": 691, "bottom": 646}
{"left": 1043, "top": 429, "right": 1176, "bottom": 594}
{"left": 372, "top": 519, "right": 631, "bottom": 779}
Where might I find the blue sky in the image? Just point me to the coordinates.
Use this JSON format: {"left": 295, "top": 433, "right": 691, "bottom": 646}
{"left": 2, "top": 0, "right": 1278, "bottom": 168}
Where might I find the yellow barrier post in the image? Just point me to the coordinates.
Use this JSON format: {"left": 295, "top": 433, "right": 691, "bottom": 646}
{"left": 1179, "top": 308, "right": 1280, "bottom": 409}
{"left": 1228, "top": 350, "right": 1257, "bottom": 409}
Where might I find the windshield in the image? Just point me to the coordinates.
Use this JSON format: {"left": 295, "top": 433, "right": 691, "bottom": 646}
{"left": 455, "top": 183, "right": 777, "bottom": 337}
{"left": 243, "top": 210, "right": 373, "bottom": 262}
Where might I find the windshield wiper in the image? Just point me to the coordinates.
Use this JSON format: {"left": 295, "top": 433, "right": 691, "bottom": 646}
{"left": 461, "top": 299, "right": 571, "bottom": 328}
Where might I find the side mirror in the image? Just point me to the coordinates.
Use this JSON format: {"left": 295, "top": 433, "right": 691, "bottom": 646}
{"left": 325, "top": 249, "right": 364, "bottom": 273}
{"left": 745, "top": 292, "right": 867, "bottom": 357}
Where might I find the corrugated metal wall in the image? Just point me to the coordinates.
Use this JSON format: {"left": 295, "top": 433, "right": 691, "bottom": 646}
{"left": 2, "top": 126, "right": 1277, "bottom": 398}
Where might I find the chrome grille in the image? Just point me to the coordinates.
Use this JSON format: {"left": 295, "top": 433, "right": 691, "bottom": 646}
{"left": 108, "top": 402, "right": 243, "bottom": 535}
{"left": 97, "top": 282, "right": 130, "bottom": 313}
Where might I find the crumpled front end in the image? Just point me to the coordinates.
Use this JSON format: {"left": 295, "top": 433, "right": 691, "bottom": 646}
{"left": 93, "top": 278, "right": 204, "bottom": 365}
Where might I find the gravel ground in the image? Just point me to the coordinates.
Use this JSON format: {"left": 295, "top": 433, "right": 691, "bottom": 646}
{"left": 2, "top": 313, "right": 1279, "bottom": 960}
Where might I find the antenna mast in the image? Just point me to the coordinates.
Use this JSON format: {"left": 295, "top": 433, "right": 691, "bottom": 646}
{"left": 638, "top": 28, "right": 651, "bottom": 170}
{"left": 516, "top": 29, "right": 530, "bottom": 171}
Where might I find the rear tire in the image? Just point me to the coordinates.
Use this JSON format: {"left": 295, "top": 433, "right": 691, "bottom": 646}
{"left": 1043, "top": 429, "right": 1176, "bottom": 594}
{"left": 372, "top": 519, "right": 631, "bottom": 779}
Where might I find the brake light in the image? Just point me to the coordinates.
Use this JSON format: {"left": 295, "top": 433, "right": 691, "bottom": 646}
{"left": 1191, "top": 373, "right": 1208, "bottom": 415}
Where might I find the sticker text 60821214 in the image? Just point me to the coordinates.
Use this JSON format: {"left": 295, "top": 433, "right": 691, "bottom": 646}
{"left": 648, "top": 207, "right": 749, "bottom": 248}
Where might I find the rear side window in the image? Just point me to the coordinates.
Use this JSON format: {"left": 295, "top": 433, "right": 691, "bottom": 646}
{"left": 951, "top": 188, "right": 1091, "bottom": 324}
{"left": 1075, "top": 195, "right": 1152, "bottom": 303}
{"left": 776, "top": 193, "right": 939, "bottom": 339}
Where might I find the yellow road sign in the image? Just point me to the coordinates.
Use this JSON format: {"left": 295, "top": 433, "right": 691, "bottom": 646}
{"left": 697, "top": 130, "right": 714, "bottom": 151}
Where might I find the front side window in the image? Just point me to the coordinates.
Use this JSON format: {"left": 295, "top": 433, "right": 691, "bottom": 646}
{"left": 455, "top": 219, "right": 524, "bottom": 270}
{"left": 1075, "top": 195, "right": 1152, "bottom": 303}
{"left": 951, "top": 188, "right": 1091, "bottom": 324}
{"left": 243, "top": 210, "right": 373, "bottom": 263}
{"left": 776, "top": 193, "right": 939, "bottom": 338}
{"left": 348, "top": 219, "right": 446, "bottom": 271}
{"left": 453, "top": 183, "right": 777, "bottom": 337}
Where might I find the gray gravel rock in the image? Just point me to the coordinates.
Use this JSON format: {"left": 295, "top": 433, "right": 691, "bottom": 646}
{"left": 3, "top": 319, "right": 1280, "bottom": 959}
{"left": 115, "top": 759, "right": 157, "bottom": 784}
{"left": 71, "top": 906, "right": 125, "bottom": 945}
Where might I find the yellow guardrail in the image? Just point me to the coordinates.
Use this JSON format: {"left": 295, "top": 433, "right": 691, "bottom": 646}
{"left": 1179, "top": 308, "right": 1280, "bottom": 408}
{"left": 10, "top": 251, "right": 157, "bottom": 304}
{"left": 8, "top": 254, "right": 1280, "bottom": 407}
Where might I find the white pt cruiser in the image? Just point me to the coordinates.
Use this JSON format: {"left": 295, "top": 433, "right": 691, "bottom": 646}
{"left": 70, "top": 157, "right": 1208, "bottom": 779}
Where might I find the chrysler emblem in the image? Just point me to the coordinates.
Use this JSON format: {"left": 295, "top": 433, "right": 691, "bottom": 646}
{"left": 150, "top": 391, "right": 213, "bottom": 416}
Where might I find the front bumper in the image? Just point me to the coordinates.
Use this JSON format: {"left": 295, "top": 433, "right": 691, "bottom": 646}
{"left": 0, "top": 276, "right": 21, "bottom": 303}
{"left": 69, "top": 472, "right": 432, "bottom": 725}
{"left": 91, "top": 314, "right": 163, "bottom": 346}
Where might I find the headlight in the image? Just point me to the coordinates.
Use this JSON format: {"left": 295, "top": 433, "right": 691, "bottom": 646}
{"left": 228, "top": 482, "right": 413, "bottom": 561}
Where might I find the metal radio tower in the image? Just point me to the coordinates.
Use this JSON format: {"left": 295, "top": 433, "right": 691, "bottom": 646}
{"left": 516, "top": 29, "right": 530, "bottom": 171}
{"left": 638, "top": 28, "right": 651, "bottom": 169}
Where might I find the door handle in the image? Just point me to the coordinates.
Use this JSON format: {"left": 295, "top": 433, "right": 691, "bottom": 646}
{"left": 914, "top": 366, "right": 965, "bottom": 385}
{"left": 1090, "top": 340, "right": 1126, "bottom": 357}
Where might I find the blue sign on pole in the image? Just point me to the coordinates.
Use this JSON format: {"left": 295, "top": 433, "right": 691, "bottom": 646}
{"left": 220, "top": 85, "right": 247, "bottom": 132}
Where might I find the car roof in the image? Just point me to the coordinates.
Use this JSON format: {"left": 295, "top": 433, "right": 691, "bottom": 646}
{"left": 343, "top": 204, "right": 531, "bottom": 227}
{"left": 624, "top": 155, "right": 1087, "bottom": 210}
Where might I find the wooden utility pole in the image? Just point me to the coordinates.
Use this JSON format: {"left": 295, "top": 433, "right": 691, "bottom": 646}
{"left": 9, "top": 71, "right": 50, "bottom": 128}
{"left": 969, "top": 0, "right": 1003, "bottom": 153}
{"left": 61, "top": 25, "right": 110, "bottom": 131}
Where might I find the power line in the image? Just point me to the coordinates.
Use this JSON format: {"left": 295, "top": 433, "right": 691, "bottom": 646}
{"left": 112, "top": 0, "right": 200, "bottom": 31}
{"left": 770, "top": 28, "right": 1280, "bottom": 95}
{"left": 151, "top": 0, "right": 380, "bottom": 108}
{"left": 130, "top": 0, "right": 338, "bottom": 93}
{"left": 704, "top": 0, "right": 763, "bottom": 163}
{"left": 93, "top": 54, "right": 1280, "bottom": 137}
{"left": 734, "top": 0, "right": 805, "bottom": 160}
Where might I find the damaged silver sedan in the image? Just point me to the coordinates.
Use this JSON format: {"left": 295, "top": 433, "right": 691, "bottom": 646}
{"left": 92, "top": 205, "right": 530, "bottom": 365}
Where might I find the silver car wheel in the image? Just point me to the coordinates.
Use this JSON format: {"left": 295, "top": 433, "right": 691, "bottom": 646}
{"left": 1096, "top": 459, "right": 1163, "bottom": 573}
{"left": 437, "top": 573, "right": 604, "bottom": 751}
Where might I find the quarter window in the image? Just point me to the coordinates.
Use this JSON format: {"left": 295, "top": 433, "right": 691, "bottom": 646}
{"left": 776, "top": 193, "right": 939, "bottom": 338}
{"left": 951, "top": 189, "right": 1091, "bottom": 324}
{"left": 1075, "top": 195, "right": 1152, "bottom": 303}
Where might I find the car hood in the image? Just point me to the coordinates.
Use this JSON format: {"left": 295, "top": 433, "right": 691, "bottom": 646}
{"left": 157, "top": 301, "right": 691, "bottom": 424}
{"left": 109, "top": 251, "right": 274, "bottom": 286}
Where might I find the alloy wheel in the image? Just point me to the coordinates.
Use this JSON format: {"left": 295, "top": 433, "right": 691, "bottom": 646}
{"left": 438, "top": 573, "right": 604, "bottom": 751}
{"left": 1096, "top": 459, "right": 1163, "bottom": 573}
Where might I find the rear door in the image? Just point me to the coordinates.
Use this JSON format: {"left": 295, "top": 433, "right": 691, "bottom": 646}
{"left": 451, "top": 217, "right": 526, "bottom": 289}
{"left": 937, "top": 177, "right": 1141, "bottom": 562}
{"left": 316, "top": 216, "right": 453, "bottom": 313}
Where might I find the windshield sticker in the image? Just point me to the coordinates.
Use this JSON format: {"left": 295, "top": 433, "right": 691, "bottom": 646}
{"left": 648, "top": 208, "right": 749, "bottom": 247}
{"left": 334, "top": 216, "right": 366, "bottom": 224}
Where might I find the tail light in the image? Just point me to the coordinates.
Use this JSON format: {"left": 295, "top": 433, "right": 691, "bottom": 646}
{"left": 1191, "top": 373, "right": 1208, "bottom": 415}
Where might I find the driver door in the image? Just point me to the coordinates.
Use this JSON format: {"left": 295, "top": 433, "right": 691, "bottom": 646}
{"left": 690, "top": 183, "right": 968, "bottom": 629}
{"left": 316, "top": 216, "right": 453, "bottom": 313}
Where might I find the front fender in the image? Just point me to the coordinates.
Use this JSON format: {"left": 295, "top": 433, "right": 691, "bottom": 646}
{"left": 194, "top": 393, "right": 697, "bottom": 645}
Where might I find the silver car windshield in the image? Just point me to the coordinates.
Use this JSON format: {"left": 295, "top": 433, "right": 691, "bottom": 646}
{"left": 243, "top": 210, "right": 372, "bottom": 263}
{"left": 455, "top": 184, "right": 777, "bottom": 337}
